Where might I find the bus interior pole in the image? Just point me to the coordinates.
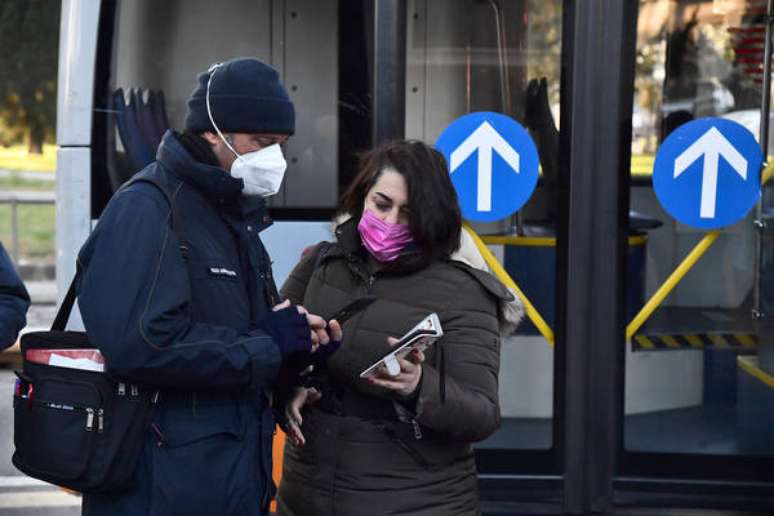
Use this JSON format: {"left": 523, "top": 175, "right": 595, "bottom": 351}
{"left": 754, "top": 0, "right": 774, "bottom": 320}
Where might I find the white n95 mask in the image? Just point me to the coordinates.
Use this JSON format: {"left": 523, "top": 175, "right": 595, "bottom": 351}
{"left": 228, "top": 143, "right": 287, "bottom": 197}
{"left": 206, "top": 63, "right": 288, "bottom": 197}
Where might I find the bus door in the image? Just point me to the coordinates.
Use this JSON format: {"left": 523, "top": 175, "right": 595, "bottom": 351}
{"left": 59, "top": 0, "right": 774, "bottom": 513}
{"left": 405, "top": 0, "right": 774, "bottom": 513}
{"left": 618, "top": 0, "right": 774, "bottom": 509}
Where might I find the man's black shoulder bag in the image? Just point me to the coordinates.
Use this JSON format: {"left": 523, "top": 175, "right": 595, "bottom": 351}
{"left": 12, "top": 176, "right": 185, "bottom": 493}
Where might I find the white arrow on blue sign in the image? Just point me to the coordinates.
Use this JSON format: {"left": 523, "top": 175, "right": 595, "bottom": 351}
{"left": 435, "top": 111, "right": 540, "bottom": 222}
{"left": 653, "top": 117, "right": 762, "bottom": 229}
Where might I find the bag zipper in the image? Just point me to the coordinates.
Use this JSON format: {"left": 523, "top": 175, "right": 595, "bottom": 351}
{"left": 85, "top": 407, "right": 105, "bottom": 433}
{"left": 34, "top": 400, "right": 102, "bottom": 433}
{"left": 118, "top": 382, "right": 140, "bottom": 398}
{"left": 85, "top": 408, "right": 95, "bottom": 431}
{"left": 84, "top": 407, "right": 105, "bottom": 433}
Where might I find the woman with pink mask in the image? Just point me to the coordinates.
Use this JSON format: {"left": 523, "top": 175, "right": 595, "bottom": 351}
{"left": 276, "top": 140, "right": 520, "bottom": 516}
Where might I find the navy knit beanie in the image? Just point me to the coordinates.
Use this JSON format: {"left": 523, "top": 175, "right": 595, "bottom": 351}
{"left": 184, "top": 57, "right": 295, "bottom": 135}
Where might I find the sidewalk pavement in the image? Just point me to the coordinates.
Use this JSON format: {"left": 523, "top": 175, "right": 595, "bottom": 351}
{"left": 25, "top": 281, "right": 57, "bottom": 306}
{"left": 23, "top": 280, "right": 57, "bottom": 332}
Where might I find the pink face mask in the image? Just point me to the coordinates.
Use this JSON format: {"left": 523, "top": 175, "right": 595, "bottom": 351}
{"left": 357, "top": 209, "right": 414, "bottom": 262}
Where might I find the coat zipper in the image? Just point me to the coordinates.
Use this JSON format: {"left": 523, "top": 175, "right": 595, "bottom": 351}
{"left": 412, "top": 419, "right": 423, "bottom": 439}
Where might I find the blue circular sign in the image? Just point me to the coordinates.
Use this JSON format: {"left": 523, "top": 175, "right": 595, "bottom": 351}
{"left": 435, "top": 111, "right": 540, "bottom": 222}
{"left": 653, "top": 117, "right": 762, "bottom": 229}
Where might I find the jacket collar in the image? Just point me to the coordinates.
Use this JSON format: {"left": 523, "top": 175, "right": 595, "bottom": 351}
{"left": 333, "top": 218, "right": 364, "bottom": 257}
{"left": 156, "top": 131, "right": 272, "bottom": 228}
{"left": 157, "top": 130, "right": 242, "bottom": 203}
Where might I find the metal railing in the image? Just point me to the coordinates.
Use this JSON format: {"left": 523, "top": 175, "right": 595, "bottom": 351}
{"left": 0, "top": 191, "right": 56, "bottom": 262}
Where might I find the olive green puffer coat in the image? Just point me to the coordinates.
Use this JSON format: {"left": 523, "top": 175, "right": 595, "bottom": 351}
{"left": 276, "top": 220, "right": 512, "bottom": 516}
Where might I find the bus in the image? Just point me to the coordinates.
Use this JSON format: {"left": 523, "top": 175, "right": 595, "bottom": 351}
{"left": 55, "top": 0, "right": 774, "bottom": 513}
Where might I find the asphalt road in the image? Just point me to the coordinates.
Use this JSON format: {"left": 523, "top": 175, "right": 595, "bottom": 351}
{"left": 1, "top": 366, "right": 82, "bottom": 515}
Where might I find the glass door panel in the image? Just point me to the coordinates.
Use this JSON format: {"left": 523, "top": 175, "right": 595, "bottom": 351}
{"left": 626, "top": 0, "right": 774, "bottom": 476}
{"left": 405, "top": 0, "right": 564, "bottom": 458}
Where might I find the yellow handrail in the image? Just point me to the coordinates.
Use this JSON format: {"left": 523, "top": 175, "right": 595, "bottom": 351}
{"left": 465, "top": 160, "right": 772, "bottom": 345}
{"left": 626, "top": 231, "right": 720, "bottom": 340}
{"left": 481, "top": 234, "right": 648, "bottom": 246}
{"left": 627, "top": 159, "right": 772, "bottom": 340}
{"left": 463, "top": 223, "right": 555, "bottom": 346}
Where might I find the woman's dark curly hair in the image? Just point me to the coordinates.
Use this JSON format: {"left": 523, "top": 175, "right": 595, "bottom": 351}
{"left": 340, "top": 140, "right": 462, "bottom": 265}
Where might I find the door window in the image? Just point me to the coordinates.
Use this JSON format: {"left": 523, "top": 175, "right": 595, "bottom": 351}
{"left": 626, "top": 0, "right": 774, "bottom": 476}
{"left": 91, "top": 0, "right": 368, "bottom": 218}
{"left": 406, "top": 0, "right": 564, "bottom": 461}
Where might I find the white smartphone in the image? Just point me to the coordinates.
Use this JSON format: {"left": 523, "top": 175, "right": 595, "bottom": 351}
{"left": 359, "top": 313, "right": 443, "bottom": 378}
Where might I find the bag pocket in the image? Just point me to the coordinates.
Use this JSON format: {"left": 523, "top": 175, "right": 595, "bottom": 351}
{"left": 12, "top": 371, "right": 32, "bottom": 453}
{"left": 15, "top": 377, "right": 102, "bottom": 480}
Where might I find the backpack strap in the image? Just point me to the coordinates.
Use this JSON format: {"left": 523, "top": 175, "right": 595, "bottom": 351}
{"left": 51, "top": 176, "right": 189, "bottom": 331}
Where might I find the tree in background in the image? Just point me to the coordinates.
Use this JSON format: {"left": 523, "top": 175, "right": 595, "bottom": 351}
{"left": 0, "top": 0, "right": 59, "bottom": 154}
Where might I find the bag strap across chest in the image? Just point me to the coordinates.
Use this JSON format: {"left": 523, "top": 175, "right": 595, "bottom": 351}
{"left": 52, "top": 176, "right": 188, "bottom": 331}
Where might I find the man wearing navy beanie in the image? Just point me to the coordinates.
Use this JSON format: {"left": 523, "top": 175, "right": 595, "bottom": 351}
{"left": 183, "top": 57, "right": 296, "bottom": 196}
{"left": 78, "top": 57, "right": 341, "bottom": 516}
{"left": 185, "top": 58, "right": 295, "bottom": 135}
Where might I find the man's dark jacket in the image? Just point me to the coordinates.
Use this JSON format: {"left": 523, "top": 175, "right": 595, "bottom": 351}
{"left": 0, "top": 242, "right": 30, "bottom": 349}
{"left": 77, "top": 131, "right": 288, "bottom": 516}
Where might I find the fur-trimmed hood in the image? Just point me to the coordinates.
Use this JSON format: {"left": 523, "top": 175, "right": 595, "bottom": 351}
{"left": 451, "top": 227, "right": 524, "bottom": 335}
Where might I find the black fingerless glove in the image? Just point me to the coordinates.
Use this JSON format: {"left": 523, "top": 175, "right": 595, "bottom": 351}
{"left": 259, "top": 306, "right": 311, "bottom": 361}
{"left": 311, "top": 339, "right": 341, "bottom": 367}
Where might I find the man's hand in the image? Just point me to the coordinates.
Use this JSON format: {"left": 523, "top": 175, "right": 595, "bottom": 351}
{"left": 315, "top": 318, "right": 342, "bottom": 361}
{"left": 365, "top": 337, "right": 425, "bottom": 397}
{"left": 272, "top": 300, "right": 330, "bottom": 351}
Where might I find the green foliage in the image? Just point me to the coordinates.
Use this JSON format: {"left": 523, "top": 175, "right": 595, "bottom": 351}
{"left": 526, "top": 0, "right": 562, "bottom": 108}
{"left": 0, "top": 144, "right": 56, "bottom": 172}
{"left": 0, "top": 1, "right": 59, "bottom": 153}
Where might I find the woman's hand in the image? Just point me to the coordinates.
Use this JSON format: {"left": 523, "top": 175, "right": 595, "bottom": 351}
{"left": 366, "top": 337, "right": 425, "bottom": 397}
{"left": 284, "top": 387, "right": 322, "bottom": 447}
